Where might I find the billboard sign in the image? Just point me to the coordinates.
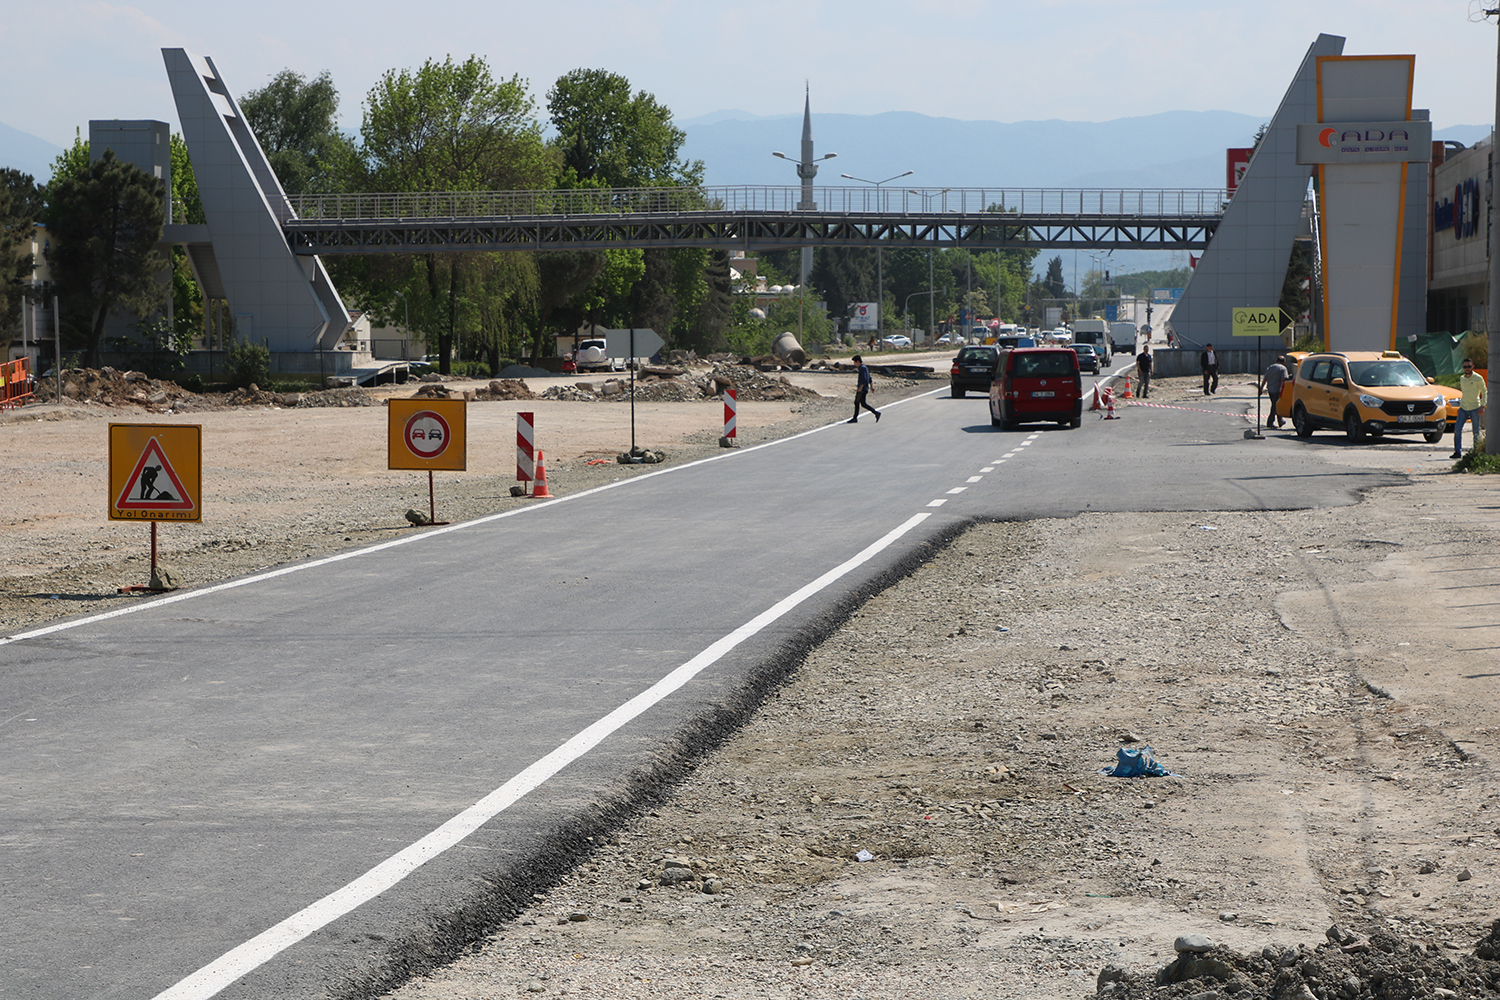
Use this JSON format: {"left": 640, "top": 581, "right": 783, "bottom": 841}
{"left": 1295, "top": 121, "right": 1432, "bottom": 165}
{"left": 849, "top": 302, "right": 879, "bottom": 331}
{"left": 1226, "top": 147, "right": 1253, "bottom": 193}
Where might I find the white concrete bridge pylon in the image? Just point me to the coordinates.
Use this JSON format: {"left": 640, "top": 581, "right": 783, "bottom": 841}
{"left": 163, "top": 48, "right": 349, "bottom": 353}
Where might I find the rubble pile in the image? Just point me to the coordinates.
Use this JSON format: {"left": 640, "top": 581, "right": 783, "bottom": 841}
{"left": 29, "top": 367, "right": 356, "bottom": 412}
{"left": 690, "top": 362, "right": 826, "bottom": 402}
{"left": 1097, "top": 921, "right": 1500, "bottom": 998}
{"left": 293, "top": 388, "right": 373, "bottom": 408}
{"left": 539, "top": 385, "right": 596, "bottom": 402}
{"left": 477, "top": 379, "right": 538, "bottom": 401}
{"left": 33, "top": 367, "right": 198, "bottom": 410}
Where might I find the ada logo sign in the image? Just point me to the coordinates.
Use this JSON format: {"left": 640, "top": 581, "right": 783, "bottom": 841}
{"left": 1231, "top": 307, "right": 1286, "bottom": 338}
{"left": 109, "top": 423, "right": 202, "bottom": 521}
{"left": 388, "top": 398, "right": 466, "bottom": 471}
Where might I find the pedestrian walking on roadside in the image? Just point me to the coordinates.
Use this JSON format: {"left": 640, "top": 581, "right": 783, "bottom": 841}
{"left": 1201, "top": 343, "right": 1219, "bottom": 395}
{"left": 1259, "top": 355, "right": 1291, "bottom": 428}
{"left": 849, "top": 355, "right": 881, "bottom": 423}
{"left": 1135, "top": 342, "right": 1153, "bottom": 398}
{"left": 1452, "top": 357, "right": 1487, "bottom": 458}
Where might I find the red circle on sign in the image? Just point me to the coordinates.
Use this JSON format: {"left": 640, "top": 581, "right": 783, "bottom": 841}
{"left": 404, "top": 410, "right": 451, "bottom": 459}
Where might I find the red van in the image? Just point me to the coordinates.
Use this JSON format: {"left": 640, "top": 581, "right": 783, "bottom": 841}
{"left": 989, "top": 347, "right": 1083, "bottom": 429}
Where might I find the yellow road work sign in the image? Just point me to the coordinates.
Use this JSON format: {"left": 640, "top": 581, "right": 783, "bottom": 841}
{"left": 109, "top": 423, "right": 202, "bottom": 521}
{"left": 1231, "top": 307, "right": 1286, "bottom": 338}
{"left": 388, "top": 398, "right": 467, "bottom": 471}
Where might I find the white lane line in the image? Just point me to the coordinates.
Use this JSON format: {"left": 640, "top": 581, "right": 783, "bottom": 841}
{"left": 1002, "top": 452, "right": 1019, "bottom": 459}
{"left": 926, "top": 499, "right": 947, "bottom": 507}
{"left": 979, "top": 467, "right": 994, "bottom": 473}
{"left": 151, "top": 511, "right": 934, "bottom": 1000}
{"left": 946, "top": 487, "right": 968, "bottom": 494}
{"left": 1018, "top": 439, "right": 1034, "bottom": 447}
{"left": 2, "top": 388, "right": 948, "bottom": 648}
{"left": 966, "top": 476, "right": 983, "bottom": 483}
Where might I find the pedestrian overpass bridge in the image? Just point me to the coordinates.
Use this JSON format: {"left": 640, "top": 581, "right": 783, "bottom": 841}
{"left": 280, "top": 185, "right": 1226, "bottom": 256}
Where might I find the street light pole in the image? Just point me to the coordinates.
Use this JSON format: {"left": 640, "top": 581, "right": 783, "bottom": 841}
{"left": 1488, "top": 5, "right": 1500, "bottom": 452}
{"left": 910, "top": 188, "right": 949, "bottom": 344}
{"left": 842, "top": 170, "right": 914, "bottom": 335}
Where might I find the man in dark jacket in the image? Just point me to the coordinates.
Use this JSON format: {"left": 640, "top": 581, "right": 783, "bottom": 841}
{"left": 849, "top": 355, "right": 881, "bottom": 423}
{"left": 1201, "top": 344, "right": 1219, "bottom": 395}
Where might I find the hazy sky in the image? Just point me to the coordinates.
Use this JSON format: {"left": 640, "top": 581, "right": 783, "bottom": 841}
{"left": 5, "top": 0, "right": 1497, "bottom": 149}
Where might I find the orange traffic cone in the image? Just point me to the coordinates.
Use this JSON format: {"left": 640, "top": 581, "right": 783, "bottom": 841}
{"left": 1120, "top": 376, "right": 1133, "bottom": 399}
{"left": 1089, "top": 384, "right": 1101, "bottom": 411}
{"left": 532, "top": 449, "right": 552, "bottom": 498}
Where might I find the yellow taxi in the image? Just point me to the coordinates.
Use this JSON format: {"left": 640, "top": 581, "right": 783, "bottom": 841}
{"left": 1290, "top": 351, "right": 1448, "bottom": 443}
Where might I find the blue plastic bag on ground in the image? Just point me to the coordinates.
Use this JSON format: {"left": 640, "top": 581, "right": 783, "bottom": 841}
{"left": 1102, "top": 745, "right": 1174, "bottom": 777}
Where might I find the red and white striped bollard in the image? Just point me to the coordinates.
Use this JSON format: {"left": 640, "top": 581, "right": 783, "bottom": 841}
{"left": 516, "top": 411, "right": 535, "bottom": 488}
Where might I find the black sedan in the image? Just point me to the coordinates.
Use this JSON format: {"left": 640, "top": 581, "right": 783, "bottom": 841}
{"left": 950, "top": 346, "right": 999, "bottom": 398}
{"left": 1069, "top": 343, "right": 1101, "bottom": 375}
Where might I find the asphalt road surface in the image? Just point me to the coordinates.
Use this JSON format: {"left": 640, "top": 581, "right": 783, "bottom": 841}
{"left": 0, "top": 382, "right": 1406, "bottom": 1000}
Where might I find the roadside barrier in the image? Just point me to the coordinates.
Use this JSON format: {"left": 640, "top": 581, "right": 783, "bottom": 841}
{"left": 516, "top": 411, "right": 535, "bottom": 484}
{"left": 722, "top": 388, "right": 737, "bottom": 439}
{"left": 0, "top": 357, "right": 34, "bottom": 410}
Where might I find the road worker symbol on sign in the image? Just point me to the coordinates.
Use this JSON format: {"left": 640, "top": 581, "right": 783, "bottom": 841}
{"left": 387, "top": 398, "right": 466, "bottom": 471}
{"left": 109, "top": 423, "right": 202, "bottom": 521}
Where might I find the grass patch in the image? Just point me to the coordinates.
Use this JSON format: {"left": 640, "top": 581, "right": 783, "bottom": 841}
{"left": 1453, "top": 438, "right": 1499, "bottom": 474}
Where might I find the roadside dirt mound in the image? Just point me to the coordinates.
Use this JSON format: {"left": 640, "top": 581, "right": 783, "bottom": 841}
{"left": 1099, "top": 922, "right": 1500, "bottom": 998}
{"left": 30, "top": 368, "right": 348, "bottom": 412}
{"left": 33, "top": 367, "right": 199, "bottom": 411}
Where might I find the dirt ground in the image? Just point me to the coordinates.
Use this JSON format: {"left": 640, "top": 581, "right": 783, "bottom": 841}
{"left": 6, "top": 369, "right": 1500, "bottom": 1000}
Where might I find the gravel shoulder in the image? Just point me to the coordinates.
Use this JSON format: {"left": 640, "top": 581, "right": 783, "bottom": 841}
{"left": 7, "top": 371, "right": 1500, "bottom": 999}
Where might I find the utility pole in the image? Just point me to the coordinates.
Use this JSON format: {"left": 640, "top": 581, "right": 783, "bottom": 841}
{"left": 1489, "top": 6, "right": 1500, "bottom": 452}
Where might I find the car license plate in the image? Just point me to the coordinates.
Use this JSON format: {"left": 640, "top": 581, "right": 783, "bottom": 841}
{"left": 1032, "top": 390, "right": 1055, "bottom": 398}
{"left": 1397, "top": 414, "right": 1422, "bottom": 423}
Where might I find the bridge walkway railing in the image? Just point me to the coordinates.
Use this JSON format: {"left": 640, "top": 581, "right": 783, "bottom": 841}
{"left": 285, "top": 186, "right": 1228, "bottom": 223}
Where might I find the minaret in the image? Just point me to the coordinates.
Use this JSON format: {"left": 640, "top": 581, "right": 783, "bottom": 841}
{"left": 795, "top": 86, "right": 819, "bottom": 288}
{"left": 772, "top": 84, "right": 834, "bottom": 289}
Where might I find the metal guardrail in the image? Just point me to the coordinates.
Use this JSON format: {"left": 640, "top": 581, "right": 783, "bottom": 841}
{"left": 285, "top": 186, "right": 1229, "bottom": 222}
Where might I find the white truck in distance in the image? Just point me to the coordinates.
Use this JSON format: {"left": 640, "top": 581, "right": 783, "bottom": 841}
{"left": 1070, "top": 319, "right": 1111, "bottom": 364}
{"left": 1109, "top": 322, "right": 1139, "bottom": 355}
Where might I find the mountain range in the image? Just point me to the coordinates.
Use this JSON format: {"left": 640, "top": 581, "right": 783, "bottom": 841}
{"left": 680, "top": 109, "right": 1492, "bottom": 190}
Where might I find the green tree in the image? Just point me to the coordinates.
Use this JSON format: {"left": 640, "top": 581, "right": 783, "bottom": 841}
{"left": 547, "top": 68, "right": 703, "bottom": 189}
{"left": 43, "top": 150, "right": 168, "bottom": 367}
{"left": 466, "top": 253, "right": 540, "bottom": 374}
{"left": 168, "top": 133, "right": 208, "bottom": 347}
{"left": 676, "top": 250, "right": 732, "bottom": 354}
{"left": 810, "top": 247, "right": 877, "bottom": 328}
{"left": 360, "top": 55, "right": 551, "bottom": 192}
{"left": 239, "top": 69, "right": 351, "bottom": 195}
{"left": 44, "top": 129, "right": 91, "bottom": 197}
{"left": 1, "top": 168, "right": 44, "bottom": 337}
{"left": 1042, "top": 256, "right": 1066, "bottom": 300}
{"left": 353, "top": 56, "right": 553, "bottom": 371}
